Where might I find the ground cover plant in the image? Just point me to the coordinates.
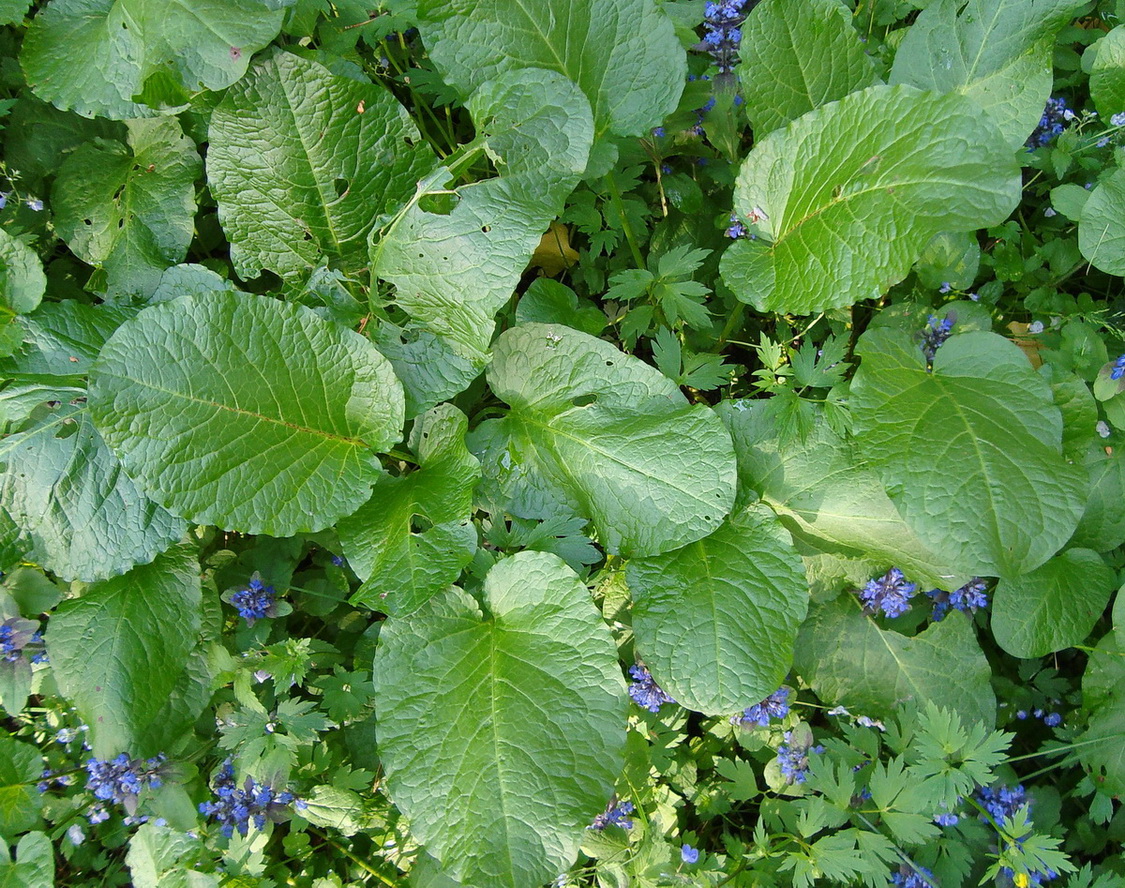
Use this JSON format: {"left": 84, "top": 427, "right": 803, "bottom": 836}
{"left": 0, "top": 0, "right": 1124, "bottom": 885}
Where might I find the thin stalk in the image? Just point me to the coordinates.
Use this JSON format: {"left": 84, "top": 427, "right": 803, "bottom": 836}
{"left": 604, "top": 171, "right": 646, "bottom": 269}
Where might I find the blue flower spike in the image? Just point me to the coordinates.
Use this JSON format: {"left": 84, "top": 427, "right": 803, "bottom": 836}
{"left": 224, "top": 572, "right": 289, "bottom": 626}
{"left": 628, "top": 664, "right": 676, "bottom": 712}
{"left": 589, "top": 798, "right": 635, "bottom": 831}
{"left": 732, "top": 686, "right": 790, "bottom": 728}
{"left": 858, "top": 568, "right": 917, "bottom": 618}
{"left": 198, "top": 760, "right": 301, "bottom": 838}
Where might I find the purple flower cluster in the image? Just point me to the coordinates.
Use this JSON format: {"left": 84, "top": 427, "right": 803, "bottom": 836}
{"left": 732, "top": 686, "right": 790, "bottom": 728}
{"left": 858, "top": 568, "right": 917, "bottom": 618}
{"left": 975, "top": 783, "right": 1029, "bottom": 825}
{"left": 85, "top": 753, "right": 166, "bottom": 816}
{"left": 1110, "top": 354, "right": 1125, "bottom": 381}
{"left": 228, "top": 573, "right": 279, "bottom": 624}
{"left": 198, "top": 761, "right": 303, "bottom": 838}
{"left": 927, "top": 578, "right": 989, "bottom": 621}
{"left": 1027, "top": 97, "right": 1073, "bottom": 148}
{"left": 776, "top": 731, "right": 824, "bottom": 784}
{"left": 1015, "top": 708, "right": 1063, "bottom": 728}
{"left": 589, "top": 798, "right": 635, "bottom": 830}
{"left": 628, "top": 664, "right": 676, "bottom": 713}
{"left": 0, "top": 616, "right": 44, "bottom": 663}
{"left": 890, "top": 864, "right": 937, "bottom": 887}
{"left": 920, "top": 313, "right": 956, "bottom": 367}
{"left": 702, "top": 0, "right": 753, "bottom": 75}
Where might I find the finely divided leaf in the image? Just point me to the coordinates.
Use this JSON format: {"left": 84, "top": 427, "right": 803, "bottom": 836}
{"left": 850, "top": 328, "right": 1087, "bottom": 577}
{"left": 208, "top": 51, "right": 434, "bottom": 282}
{"left": 1079, "top": 166, "right": 1125, "bottom": 277}
{"left": 794, "top": 595, "right": 996, "bottom": 728}
{"left": 890, "top": 0, "right": 1086, "bottom": 147}
{"left": 416, "top": 0, "right": 684, "bottom": 142}
{"left": 47, "top": 545, "right": 201, "bottom": 757}
{"left": 0, "top": 403, "right": 185, "bottom": 582}
{"left": 628, "top": 504, "right": 808, "bottom": 715}
{"left": 338, "top": 404, "right": 479, "bottom": 615}
{"left": 373, "top": 551, "right": 627, "bottom": 888}
{"left": 52, "top": 117, "right": 201, "bottom": 300}
{"left": 372, "top": 68, "right": 593, "bottom": 365}
{"left": 21, "top": 0, "right": 284, "bottom": 120}
{"left": 718, "top": 399, "right": 957, "bottom": 590}
{"left": 738, "top": 0, "right": 880, "bottom": 137}
{"left": 88, "top": 290, "right": 405, "bottom": 537}
{"left": 992, "top": 548, "right": 1115, "bottom": 658}
{"left": 720, "top": 84, "right": 1020, "bottom": 314}
{"left": 485, "top": 323, "right": 736, "bottom": 558}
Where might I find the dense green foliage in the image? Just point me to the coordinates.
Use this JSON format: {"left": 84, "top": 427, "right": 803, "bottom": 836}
{"left": 0, "top": 0, "right": 1123, "bottom": 886}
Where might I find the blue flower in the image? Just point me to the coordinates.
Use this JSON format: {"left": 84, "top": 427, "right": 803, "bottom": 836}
{"left": 890, "top": 864, "right": 937, "bottom": 887}
{"left": 628, "top": 664, "right": 676, "bottom": 712}
{"left": 927, "top": 578, "right": 989, "bottom": 621}
{"left": 25, "top": 197, "right": 43, "bottom": 212}
{"left": 226, "top": 572, "right": 280, "bottom": 625}
{"left": 700, "top": 0, "right": 750, "bottom": 76}
{"left": 1043, "top": 712, "right": 1062, "bottom": 727}
{"left": 1027, "top": 97, "right": 1072, "bottom": 148}
{"left": 858, "top": 568, "right": 917, "bottom": 618}
{"left": 726, "top": 214, "right": 747, "bottom": 238}
{"left": 681, "top": 843, "right": 700, "bottom": 864}
{"left": 0, "top": 616, "right": 42, "bottom": 663}
{"left": 732, "top": 686, "right": 790, "bottom": 728}
{"left": 975, "top": 783, "right": 1030, "bottom": 825}
{"left": 934, "top": 811, "right": 959, "bottom": 827}
{"left": 1110, "top": 354, "right": 1125, "bottom": 381}
{"left": 920, "top": 313, "right": 956, "bottom": 368}
{"left": 776, "top": 731, "right": 824, "bottom": 784}
{"left": 198, "top": 760, "right": 300, "bottom": 838}
{"left": 589, "top": 798, "right": 634, "bottom": 830}
{"left": 85, "top": 753, "right": 166, "bottom": 815}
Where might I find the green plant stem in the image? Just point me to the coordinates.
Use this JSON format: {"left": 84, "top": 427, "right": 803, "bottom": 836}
{"left": 716, "top": 302, "right": 745, "bottom": 349}
{"left": 604, "top": 171, "right": 646, "bottom": 269}
{"left": 309, "top": 827, "right": 400, "bottom": 886}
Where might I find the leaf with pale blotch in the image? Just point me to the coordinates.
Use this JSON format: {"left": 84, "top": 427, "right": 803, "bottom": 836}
{"left": 1079, "top": 167, "right": 1125, "bottom": 277}
{"left": 373, "top": 551, "right": 626, "bottom": 888}
{"left": 0, "top": 403, "right": 185, "bottom": 582}
{"left": 720, "top": 85, "right": 1020, "bottom": 315}
{"left": 850, "top": 327, "right": 1087, "bottom": 577}
{"left": 628, "top": 504, "right": 808, "bottom": 715}
{"left": 47, "top": 545, "right": 201, "bottom": 757}
{"left": 992, "top": 548, "right": 1115, "bottom": 658}
{"left": 416, "top": 0, "right": 683, "bottom": 143}
{"left": 52, "top": 118, "right": 200, "bottom": 301}
{"left": 209, "top": 51, "right": 434, "bottom": 282}
{"left": 88, "top": 290, "right": 404, "bottom": 537}
{"left": 890, "top": 0, "right": 1085, "bottom": 147}
{"left": 372, "top": 69, "right": 592, "bottom": 365}
{"left": 738, "top": 0, "right": 879, "bottom": 137}
{"left": 484, "top": 324, "right": 736, "bottom": 558}
{"left": 1092, "top": 26, "right": 1125, "bottom": 120}
{"left": 338, "top": 404, "right": 479, "bottom": 615}
{"left": 718, "top": 399, "right": 958, "bottom": 590}
{"left": 21, "top": 0, "right": 283, "bottom": 120}
{"left": 794, "top": 595, "right": 995, "bottom": 728}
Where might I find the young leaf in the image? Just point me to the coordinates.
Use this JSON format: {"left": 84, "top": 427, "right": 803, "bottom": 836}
{"left": 720, "top": 84, "right": 1020, "bottom": 314}
{"left": 737, "top": 0, "right": 879, "bottom": 137}
{"left": 484, "top": 323, "right": 737, "bottom": 558}
{"left": 1079, "top": 166, "right": 1125, "bottom": 277}
{"left": 372, "top": 68, "right": 593, "bottom": 365}
{"left": 52, "top": 117, "right": 201, "bottom": 300}
{"left": 794, "top": 595, "right": 996, "bottom": 729}
{"left": 372, "top": 551, "right": 627, "bottom": 888}
{"left": 850, "top": 327, "right": 1087, "bottom": 577}
{"left": 21, "top": 0, "right": 284, "bottom": 120}
{"left": 890, "top": 0, "right": 1085, "bottom": 147}
{"left": 338, "top": 404, "right": 480, "bottom": 615}
{"left": 88, "top": 290, "right": 405, "bottom": 537}
{"left": 1091, "top": 26, "right": 1125, "bottom": 120}
{"left": 46, "top": 544, "right": 201, "bottom": 757}
{"left": 208, "top": 51, "right": 434, "bottom": 282}
{"left": 627, "top": 503, "right": 808, "bottom": 715}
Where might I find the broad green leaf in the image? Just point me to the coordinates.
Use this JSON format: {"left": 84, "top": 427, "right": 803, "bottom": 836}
{"left": 0, "top": 735, "right": 43, "bottom": 836}
{"left": 720, "top": 84, "right": 1020, "bottom": 314}
{"left": 484, "top": 324, "right": 736, "bottom": 558}
{"left": 992, "top": 548, "right": 1115, "bottom": 658}
{"left": 299, "top": 785, "right": 365, "bottom": 836}
{"left": 0, "top": 229, "right": 46, "bottom": 359}
{"left": 0, "top": 0, "right": 30, "bottom": 25}
{"left": 370, "top": 321, "right": 481, "bottom": 420}
{"left": 794, "top": 594, "right": 996, "bottom": 728}
{"left": 208, "top": 51, "right": 433, "bottom": 282}
{"left": 338, "top": 404, "right": 479, "bottom": 615}
{"left": 737, "top": 0, "right": 879, "bottom": 137}
{"left": 1079, "top": 166, "right": 1125, "bottom": 277}
{"left": 149, "top": 264, "right": 238, "bottom": 304}
{"left": 1080, "top": 626, "right": 1125, "bottom": 794}
{"left": 127, "top": 823, "right": 218, "bottom": 888}
{"left": 47, "top": 545, "right": 200, "bottom": 757}
{"left": 1091, "top": 26, "right": 1125, "bottom": 120}
{"left": 0, "top": 300, "right": 131, "bottom": 380}
{"left": 373, "top": 551, "right": 627, "bottom": 888}
{"left": 2, "top": 95, "right": 125, "bottom": 190}
{"left": 52, "top": 118, "right": 200, "bottom": 300}
{"left": 1069, "top": 449, "right": 1125, "bottom": 552}
{"left": 0, "top": 832, "right": 53, "bottom": 888}
{"left": 21, "top": 0, "right": 283, "bottom": 120}
{"left": 0, "top": 403, "right": 185, "bottom": 582}
{"left": 717, "top": 399, "right": 958, "bottom": 590}
{"left": 416, "top": 0, "right": 684, "bottom": 142}
{"left": 627, "top": 503, "right": 808, "bottom": 715}
{"left": 88, "top": 290, "right": 405, "bottom": 537}
{"left": 889, "top": 0, "right": 1085, "bottom": 147}
{"left": 372, "top": 69, "right": 593, "bottom": 365}
{"left": 850, "top": 328, "right": 1087, "bottom": 577}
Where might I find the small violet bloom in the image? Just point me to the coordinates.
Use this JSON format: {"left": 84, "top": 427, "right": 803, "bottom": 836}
{"left": 1027, "top": 97, "right": 1072, "bottom": 148}
{"left": 628, "top": 664, "right": 676, "bottom": 713}
{"left": 1112, "top": 111, "right": 1125, "bottom": 127}
{"left": 589, "top": 798, "right": 635, "bottom": 830}
{"left": 85, "top": 753, "right": 167, "bottom": 815}
{"left": 890, "top": 864, "right": 938, "bottom": 888}
{"left": 681, "top": 844, "right": 700, "bottom": 864}
{"left": 700, "top": 0, "right": 751, "bottom": 76}
{"left": 1109, "top": 354, "right": 1125, "bottom": 381}
{"left": 776, "top": 731, "right": 824, "bottom": 784}
{"left": 198, "top": 760, "right": 299, "bottom": 838}
{"left": 920, "top": 313, "right": 956, "bottom": 368}
{"left": 25, "top": 197, "right": 42, "bottom": 212}
{"left": 732, "top": 686, "right": 790, "bottom": 728}
{"left": 226, "top": 572, "right": 281, "bottom": 625}
{"left": 1097, "top": 420, "right": 1111, "bottom": 439}
{"left": 927, "top": 578, "right": 989, "bottom": 621}
{"left": 858, "top": 568, "right": 917, "bottom": 618}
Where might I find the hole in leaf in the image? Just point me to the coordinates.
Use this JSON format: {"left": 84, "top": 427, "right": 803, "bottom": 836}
{"left": 419, "top": 192, "right": 459, "bottom": 215}
{"left": 117, "top": 218, "right": 124, "bottom": 228}
{"left": 481, "top": 224, "right": 491, "bottom": 233}
{"left": 571, "top": 393, "right": 597, "bottom": 407}
{"left": 83, "top": 219, "right": 92, "bottom": 226}
{"left": 333, "top": 177, "right": 349, "bottom": 197}
{"left": 55, "top": 420, "right": 78, "bottom": 440}
{"left": 410, "top": 515, "right": 433, "bottom": 534}
{"left": 605, "top": 360, "right": 613, "bottom": 366}
{"left": 230, "top": 46, "right": 242, "bottom": 61}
